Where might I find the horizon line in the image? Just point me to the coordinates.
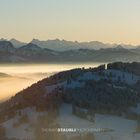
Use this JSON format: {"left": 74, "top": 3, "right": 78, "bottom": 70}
{"left": 0, "top": 37, "right": 139, "bottom": 47}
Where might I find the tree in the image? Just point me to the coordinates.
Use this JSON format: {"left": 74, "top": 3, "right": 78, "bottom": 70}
{"left": 0, "top": 125, "right": 5, "bottom": 138}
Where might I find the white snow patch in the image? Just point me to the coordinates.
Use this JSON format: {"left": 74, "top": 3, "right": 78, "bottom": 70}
{"left": 3, "top": 117, "right": 34, "bottom": 140}
{"left": 20, "top": 107, "right": 48, "bottom": 122}
{"left": 46, "top": 81, "right": 66, "bottom": 93}
{"left": 57, "top": 103, "right": 139, "bottom": 140}
{"left": 65, "top": 80, "right": 85, "bottom": 89}
{"left": 2, "top": 107, "right": 48, "bottom": 140}
{"left": 46, "top": 80, "right": 85, "bottom": 94}
{"left": 46, "top": 70, "right": 139, "bottom": 94}
{"left": 104, "top": 69, "right": 139, "bottom": 85}
{"left": 130, "top": 104, "right": 140, "bottom": 115}
{"left": 78, "top": 72, "right": 101, "bottom": 81}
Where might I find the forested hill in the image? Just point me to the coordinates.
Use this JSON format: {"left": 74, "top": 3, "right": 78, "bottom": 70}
{"left": 0, "top": 62, "right": 139, "bottom": 124}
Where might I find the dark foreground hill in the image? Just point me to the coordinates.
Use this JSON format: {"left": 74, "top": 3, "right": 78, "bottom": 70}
{"left": 0, "top": 62, "right": 140, "bottom": 119}
{"left": 0, "top": 62, "right": 140, "bottom": 140}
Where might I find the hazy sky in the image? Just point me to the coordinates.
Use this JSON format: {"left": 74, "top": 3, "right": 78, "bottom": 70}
{"left": 0, "top": 0, "right": 140, "bottom": 44}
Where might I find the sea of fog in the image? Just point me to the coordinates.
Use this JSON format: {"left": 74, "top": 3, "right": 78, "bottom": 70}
{"left": 0, "top": 63, "right": 103, "bottom": 102}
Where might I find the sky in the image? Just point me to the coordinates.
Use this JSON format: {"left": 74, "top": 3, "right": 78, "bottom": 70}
{"left": 0, "top": 0, "right": 140, "bottom": 45}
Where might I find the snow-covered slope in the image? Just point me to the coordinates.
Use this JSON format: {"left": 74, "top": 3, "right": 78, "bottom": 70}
{"left": 46, "top": 69, "right": 139, "bottom": 94}
{"left": 2, "top": 107, "right": 48, "bottom": 140}
{"left": 2, "top": 103, "right": 140, "bottom": 140}
{"left": 57, "top": 104, "right": 139, "bottom": 140}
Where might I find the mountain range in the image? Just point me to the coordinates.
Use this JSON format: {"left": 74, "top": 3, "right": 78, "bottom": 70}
{"left": 1, "top": 38, "right": 139, "bottom": 50}
{"left": 0, "top": 40, "right": 140, "bottom": 63}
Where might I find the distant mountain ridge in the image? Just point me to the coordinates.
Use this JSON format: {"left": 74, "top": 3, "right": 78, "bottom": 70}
{"left": 31, "top": 39, "right": 111, "bottom": 51}
{"left": 0, "top": 41, "right": 15, "bottom": 53}
{"left": 31, "top": 38, "right": 139, "bottom": 51}
{"left": 0, "top": 38, "right": 139, "bottom": 51}
{"left": 0, "top": 40, "right": 139, "bottom": 63}
{"left": 10, "top": 38, "right": 27, "bottom": 48}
